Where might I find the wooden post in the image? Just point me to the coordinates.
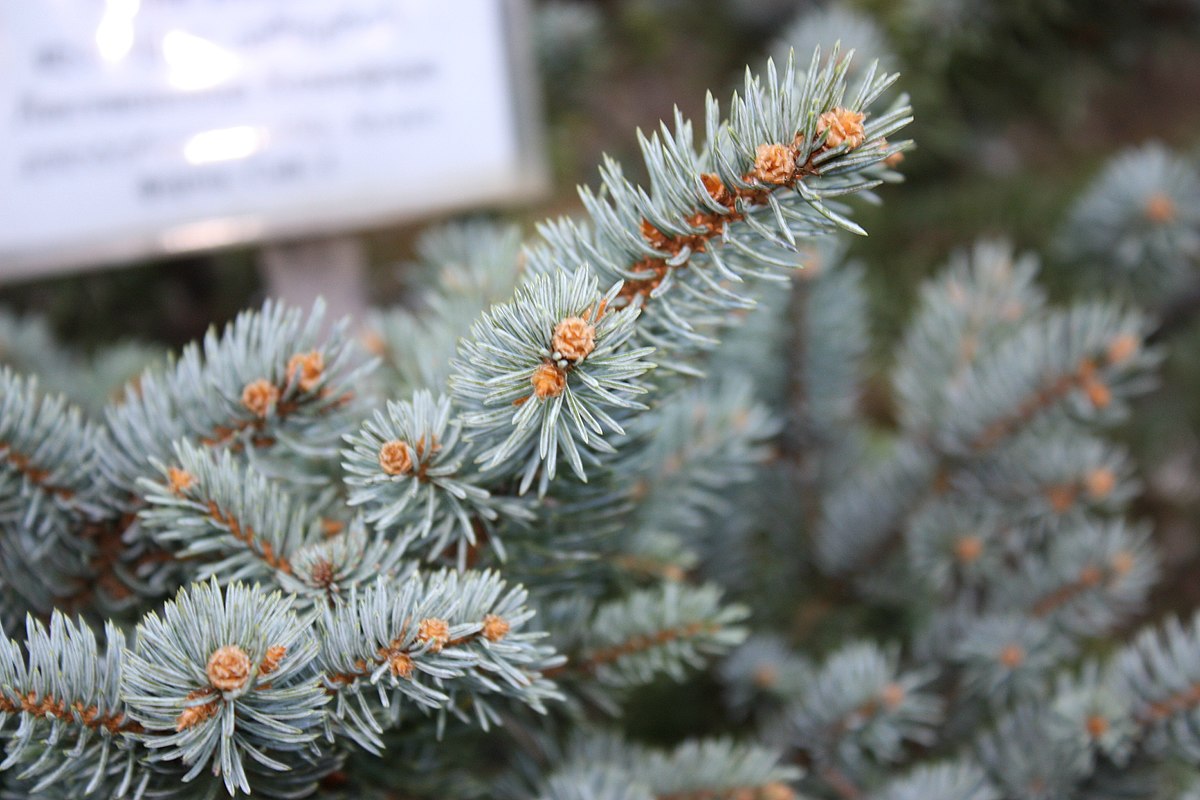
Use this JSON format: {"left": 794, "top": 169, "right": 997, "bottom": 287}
{"left": 259, "top": 236, "right": 370, "bottom": 329}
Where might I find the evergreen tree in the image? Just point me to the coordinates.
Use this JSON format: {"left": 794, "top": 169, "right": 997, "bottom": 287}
{"left": 2, "top": 25, "right": 1199, "bottom": 798}
{"left": 0, "top": 49, "right": 908, "bottom": 798}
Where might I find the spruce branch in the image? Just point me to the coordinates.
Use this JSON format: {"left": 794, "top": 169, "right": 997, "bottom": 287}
{"left": 789, "top": 253, "right": 869, "bottom": 472}
{"left": 276, "top": 516, "right": 416, "bottom": 607}
{"left": 1050, "top": 663, "right": 1137, "bottom": 767}
{"left": 950, "top": 615, "right": 1072, "bottom": 704}
{"left": 526, "top": 49, "right": 911, "bottom": 358}
{"left": 540, "top": 766, "right": 656, "bottom": 800}
{"left": 548, "top": 583, "right": 747, "bottom": 688}
{"left": 816, "top": 442, "right": 936, "bottom": 576}
{"left": 316, "top": 570, "right": 561, "bottom": 752}
{"left": 139, "top": 441, "right": 318, "bottom": 582}
{"left": 449, "top": 267, "right": 654, "bottom": 493}
{"left": 905, "top": 500, "right": 1009, "bottom": 595}
{"left": 961, "top": 429, "right": 1137, "bottom": 518}
{"left": 540, "top": 735, "right": 800, "bottom": 800}
{"left": 1118, "top": 610, "right": 1200, "bottom": 762}
{"left": 82, "top": 300, "right": 376, "bottom": 606}
{"left": 0, "top": 368, "right": 114, "bottom": 624}
{"left": 1056, "top": 142, "right": 1200, "bottom": 304}
{"left": 975, "top": 705, "right": 1091, "bottom": 800}
{"left": 122, "top": 580, "right": 326, "bottom": 796}
{"left": 625, "top": 382, "right": 780, "bottom": 544}
{"left": 0, "top": 614, "right": 138, "bottom": 795}
{"left": 0, "top": 311, "right": 79, "bottom": 404}
{"left": 0, "top": 309, "right": 159, "bottom": 416}
{"left": 0, "top": 43, "right": 952, "bottom": 800}
{"left": 141, "top": 441, "right": 412, "bottom": 609}
{"left": 787, "top": 642, "right": 940, "bottom": 774}
{"left": 817, "top": 244, "right": 1158, "bottom": 577}
{"left": 103, "top": 300, "right": 371, "bottom": 501}
{"left": 0, "top": 368, "right": 110, "bottom": 535}
{"left": 1009, "top": 519, "right": 1156, "bottom": 637}
{"left": 941, "top": 303, "right": 1154, "bottom": 455}
{"left": 867, "top": 761, "right": 998, "bottom": 800}
{"left": 720, "top": 635, "right": 814, "bottom": 719}
{"left": 905, "top": 500, "right": 1154, "bottom": 631}
{"left": 343, "top": 390, "right": 533, "bottom": 569}
{"left": 892, "top": 241, "right": 1045, "bottom": 438}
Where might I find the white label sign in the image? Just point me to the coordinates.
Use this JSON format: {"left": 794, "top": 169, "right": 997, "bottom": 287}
{"left": 0, "top": 0, "right": 545, "bottom": 278}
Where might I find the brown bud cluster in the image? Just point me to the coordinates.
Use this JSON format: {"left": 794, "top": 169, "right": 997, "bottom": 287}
{"left": 880, "top": 682, "right": 906, "bottom": 710}
{"left": 1078, "top": 359, "right": 1111, "bottom": 410}
{"left": 752, "top": 664, "right": 778, "bottom": 688}
{"left": 1085, "top": 468, "right": 1117, "bottom": 500}
{"left": 259, "top": 645, "right": 287, "bottom": 677}
{"left": 532, "top": 363, "right": 567, "bottom": 399}
{"left": 1085, "top": 381, "right": 1112, "bottom": 409}
{"left": 998, "top": 643, "right": 1026, "bottom": 669}
{"left": 207, "top": 645, "right": 252, "bottom": 692}
{"left": 286, "top": 350, "right": 325, "bottom": 392}
{"left": 817, "top": 107, "right": 866, "bottom": 150}
{"left": 310, "top": 559, "right": 336, "bottom": 589}
{"left": 750, "top": 143, "right": 796, "bottom": 185}
{"left": 553, "top": 317, "right": 596, "bottom": 362}
{"left": 168, "top": 466, "right": 196, "bottom": 496}
{"left": 417, "top": 618, "right": 451, "bottom": 652}
{"left": 954, "top": 535, "right": 984, "bottom": 564}
{"left": 759, "top": 783, "right": 797, "bottom": 800}
{"left": 360, "top": 329, "right": 387, "bottom": 356}
{"left": 175, "top": 690, "right": 219, "bottom": 731}
{"left": 1110, "top": 550, "right": 1135, "bottom": 577}
{"left": 379, "top": 440, "right": 413, "bottom": 475}
{"left": 1086, "top": 714, "right": 1110, "bottom": 738}
{"left": 1047, "top": 485, "right": 1077, "bottom": 513}
{"left": 241, "top": 379, "right": 279, "bottom": 418}
{"left": 1079, "top": 564, "right": 1104, "bottom": 587}
{"left": 482, "top": 614, "right": 510, "bottom": 643}
{"left": 701, "top": 172, "right": 732, "bottom": 206}
{"left": 389, "top": 652, "right": 414, "bottom": 679}
{"left": 1144, "top": 192, "right": 1176, "bottom": 224}
{"left": 1106, "top": 334, "right": 1140, "bottom": 366}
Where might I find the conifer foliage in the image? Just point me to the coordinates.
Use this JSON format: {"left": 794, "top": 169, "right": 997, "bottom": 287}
{"left": 0, "top": 49, "right": 910, "bottom": 798}
{"left": 2, "top": 25, "right": 1198, "bottom": 798}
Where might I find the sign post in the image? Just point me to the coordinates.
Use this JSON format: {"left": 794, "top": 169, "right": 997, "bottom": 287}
{"left": 259, "top": 235, "right": 370, "bottom": 326}
{"left": 0, "top": 0, "right": 546, "bottom": 284}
